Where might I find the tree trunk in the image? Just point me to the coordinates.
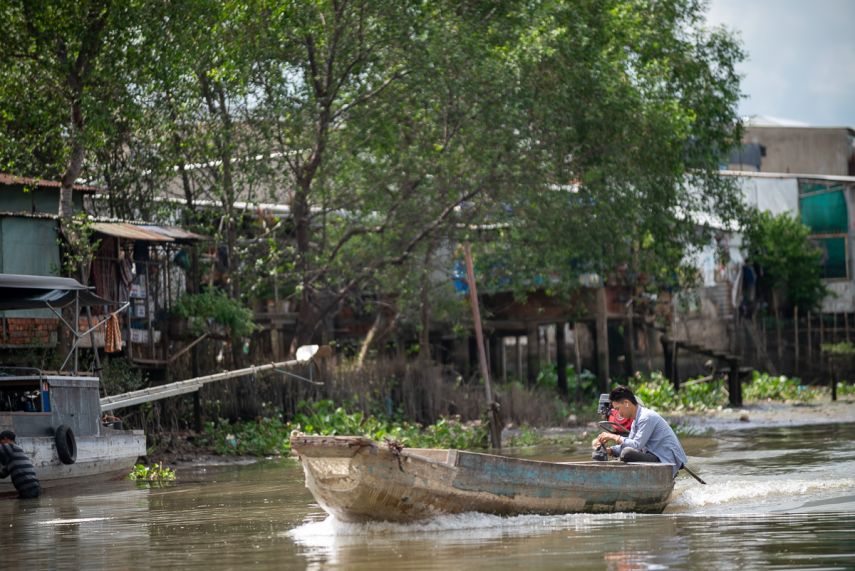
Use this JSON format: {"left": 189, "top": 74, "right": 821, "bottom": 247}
{"left": 418, "top": 244, "right": 435, "bottom": 362}
{"left": 595, "top": 284, "right": 610, "bottom": 393}
{"left": 624, "top": 302, "right": 636, "bottom": 377}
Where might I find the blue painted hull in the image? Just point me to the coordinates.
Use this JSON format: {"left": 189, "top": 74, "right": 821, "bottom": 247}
{"left": 291, "top": 435, "right": 675, "bottom": 523}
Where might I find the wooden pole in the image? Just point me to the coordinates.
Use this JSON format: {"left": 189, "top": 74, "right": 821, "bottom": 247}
{"left": 595, "top": 283, "right": 610, "bottom": 393}
{"left": 556, "top": 322, "right": 568, "bottom": 397}
{"left": 526, "top": 324, "right": 539, "bottom": 386}
{"left": 835, "top": 312, "right": 839, "bottom": 343}
{"left": 794, "top": 306, "right": 799, "bottom": 375}
{"left": 807, "top": 311, "right": 813, "bottom": 364}
{"left": 727, "top": 357, "right": 742, "bottom": 407}
{"left": 463, "top": 243, "right": 501, "bottom": 449}
{"left": 573, "top": 322, "right": 583, "bottom": 403}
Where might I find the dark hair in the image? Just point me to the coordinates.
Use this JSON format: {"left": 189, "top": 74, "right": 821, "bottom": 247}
{"left": 0, "top": 430, "right": 16, "bottom": 442}
{"left": 609, "top": 385, "right": 638, "bottom": 406}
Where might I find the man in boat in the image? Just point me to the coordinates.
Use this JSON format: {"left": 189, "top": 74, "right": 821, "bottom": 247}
{"left": 591, "top": 386, "right": 688, "bottom": 477}
{"left": 0, "top": 430, "right": 41, "bottom": 499}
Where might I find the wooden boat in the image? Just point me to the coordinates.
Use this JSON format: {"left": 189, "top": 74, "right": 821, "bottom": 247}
{"left": 0, "top": 274, "right": 146, "bottom": 496}
{"left": 290, "top": 434, "right": 676, "bottom": 523}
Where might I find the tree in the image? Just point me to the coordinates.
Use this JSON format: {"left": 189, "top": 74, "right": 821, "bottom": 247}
{"left": 478, "top": 0, "right": 746, "bottom": 301}
{"left": 743, "top": 210, "right": 828, "bottom": 312}
{"left": 0, "top": 1, "right": 135, "bottom": 220}
{"left": 243, "top": 0, "right": 528, "bottom": 351}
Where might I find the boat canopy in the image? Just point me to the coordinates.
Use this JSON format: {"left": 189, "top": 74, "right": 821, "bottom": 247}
{"left": 0, "top": 274, "right": 116, "bottom": 311}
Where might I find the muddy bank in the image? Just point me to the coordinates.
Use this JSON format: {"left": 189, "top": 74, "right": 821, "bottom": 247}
{"left": 671, "top": 398, "right": 855, "bottom": 433}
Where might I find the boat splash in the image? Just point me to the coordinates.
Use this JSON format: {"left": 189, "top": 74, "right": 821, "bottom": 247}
{"left": 668, "top": 476, "right": 855, "bottom": 513}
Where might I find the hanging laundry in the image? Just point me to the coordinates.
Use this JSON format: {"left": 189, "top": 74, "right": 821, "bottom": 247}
{"left": 105, "top": 313, "right": 123, "bottom": 353}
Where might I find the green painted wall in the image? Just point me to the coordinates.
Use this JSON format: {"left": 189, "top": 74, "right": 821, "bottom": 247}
{"left": 0, "top": 217, "right": 62, "bottom": 317}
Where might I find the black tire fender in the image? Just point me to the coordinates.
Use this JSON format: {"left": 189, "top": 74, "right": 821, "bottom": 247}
{"left": 55, "top": 425, "right": 77, "bottom": 465}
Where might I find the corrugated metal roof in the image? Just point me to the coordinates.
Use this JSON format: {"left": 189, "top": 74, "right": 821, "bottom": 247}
{"left": 0, "top": 173, "right": 103, "bottom": 193}
{"left": 138, "top": 225, "right": 208, "bottom": 242}
{"left": 90, "top": 222, "right": 174, "bottom": 242}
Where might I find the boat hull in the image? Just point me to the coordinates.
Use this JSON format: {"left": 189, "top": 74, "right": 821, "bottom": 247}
{"left": 0, "top": 429, "right": 146, "bottom": 496}
{"left": 291, "top": 435, "right": 675, "bottom": 523}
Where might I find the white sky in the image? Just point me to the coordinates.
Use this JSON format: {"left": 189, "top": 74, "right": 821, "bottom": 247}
{"left": 705, "top": 0, "right": 855, "bottom": 128}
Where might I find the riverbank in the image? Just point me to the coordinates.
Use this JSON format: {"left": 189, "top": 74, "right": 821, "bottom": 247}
{"left": 148, "top": 396, "right": 855, "bottom": 467}
{"left": 671, "top": 398, "right": 855, "bottom": 433}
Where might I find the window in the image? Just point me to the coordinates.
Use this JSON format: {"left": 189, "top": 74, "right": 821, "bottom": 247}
{"left": 798, "top": 180, "right": 850, "bottom": 280}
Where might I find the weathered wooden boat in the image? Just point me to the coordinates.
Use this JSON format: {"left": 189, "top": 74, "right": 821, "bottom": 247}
{"left": 0, "top": 274, "right": 146, "bottom": 496}
{"left": 290, "top": 434, "right": 676, "bottom": 523}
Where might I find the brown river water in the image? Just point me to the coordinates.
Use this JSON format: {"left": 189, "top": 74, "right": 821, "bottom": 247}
{"left": 1, "top": 422, "right": 854, "bottom": 570}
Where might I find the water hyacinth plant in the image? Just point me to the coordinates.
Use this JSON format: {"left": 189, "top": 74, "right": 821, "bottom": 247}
{"left": 128, "top": 462, "right": 176, "bottom": 485}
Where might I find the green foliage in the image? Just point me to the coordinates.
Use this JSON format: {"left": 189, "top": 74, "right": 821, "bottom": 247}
{"left": 202, "top": 400, "right": 489, "bottom": 457}
{"left": 100, "top": 356, "right": 147, "bottom": 395}
{"left": 0, "top": 0, "right": 746, "bottom": 348}
{"left": 204, "top": 417, "right": 292, "bottom": 456}
{"left": 128, "top": 462, "right": 176, "bottom": 485}
{"left": 173, "top": 290, "right": 256, "bottom": 338}
{"left": 536, "top": 364, "right": 598, "bottom": 399}
{"left": 59, "top": 214, "right": 101, "bottom": 282}
{"left": 821, "top": 341, "right": 855, "bottom": 355}
{"left": 630, "top": 372, "right": 727, "bottom": 412}
{"left": 506, "top": 424, "right": 542, "bottom": 448}
{"left": 743, "top": 371, "right": 811, "bottom": 402}
{"left": 743, "top": 210, "right": 828, "bottom": 311}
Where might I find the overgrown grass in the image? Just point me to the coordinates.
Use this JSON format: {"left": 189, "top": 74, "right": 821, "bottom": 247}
{"left": 201, "top": 399, "right": 489, "bottom": 456}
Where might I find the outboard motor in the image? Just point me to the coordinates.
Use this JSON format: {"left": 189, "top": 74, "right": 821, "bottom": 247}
{"left": 591, "top": 393, "right": 611, "bottom": 462}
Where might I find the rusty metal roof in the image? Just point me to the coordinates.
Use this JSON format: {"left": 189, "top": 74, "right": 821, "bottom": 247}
{"left": 138, "top": 225, "right": 209, "bottom": 242}
{"left": 90, "top": 222, "right": 174, "bottom": 242}
{"left": 0, "top": 173, "right": 103, "bottom": 193}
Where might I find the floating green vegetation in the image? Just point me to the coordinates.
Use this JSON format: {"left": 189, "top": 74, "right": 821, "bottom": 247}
{"left": 128, "top": 462, "right": 176, "bottom": 485}
{"left": 630, "top": 372, "right": 728, "bottom": 412}
{"left": 629, "top": 370, "right": 854, "bottom": 411}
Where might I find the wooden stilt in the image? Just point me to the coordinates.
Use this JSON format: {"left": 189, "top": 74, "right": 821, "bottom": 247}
{"left": 556, "top": 322, "right": 568, "bottom": 397}
{"left": 728, "top": 357, "right": 742, "bottom": 407}
{"left": 794, "top": 306, "right": 799, "bottom": 375}
{"left": 807, "top": 311, "right": 813, "bottom": 365}
{"left": 573, "top": 323, "right": 583, "bottom": 403}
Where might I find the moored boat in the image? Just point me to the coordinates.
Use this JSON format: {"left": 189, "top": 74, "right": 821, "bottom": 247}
{"left": 1, "top": 369, "right": 145, "bottom": 496}
{"left": 290, "top": 434, "right": 676, "bottom": 523}
{"left": 0, "top": 274, "right": 146, "bottom": 496}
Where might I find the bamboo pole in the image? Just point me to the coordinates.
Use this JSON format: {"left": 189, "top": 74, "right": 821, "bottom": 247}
{"left": 463, "top": 243, "right": 501, "bottom": 449}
